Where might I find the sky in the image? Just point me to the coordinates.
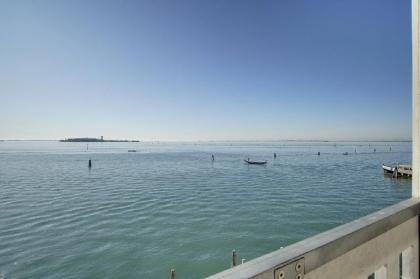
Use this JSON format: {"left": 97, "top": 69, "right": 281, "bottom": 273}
{"left": 0, "top": 0, "right": 412, "bottom": 141}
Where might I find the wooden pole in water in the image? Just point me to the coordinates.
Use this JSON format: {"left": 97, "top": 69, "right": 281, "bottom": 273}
{"left": 170, "top": 268, "right": 175, "bottom": 279}
{"left": 231, "top": 249, "right": 237, "bottom": 267}
{"left": 393, "top": 166, "right": 398, "bottom": 178}
{"left": 88, "top": 159, "right": 92, "bottom": 168}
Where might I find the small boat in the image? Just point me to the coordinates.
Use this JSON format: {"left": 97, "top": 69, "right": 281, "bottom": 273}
{"left": 128, "top": 150, "right": 137, "bottom": 152}
{"left": 382, "top": 164, "right": 395, "bottom": 174}
{"left": 244, "top": 159, "right": 267, "bottom": 165}
{"left": 382, "top": 164, "right": 412, "bottom": 178}
{"left": 343, "top": 152, "right": 349, "bottom": 155}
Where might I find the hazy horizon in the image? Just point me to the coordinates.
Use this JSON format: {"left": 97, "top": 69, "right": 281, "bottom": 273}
{"left": 0, "top": 137, "right": 412, "bottom": 142}
{"left": 0, "top": 0, "right": 412, "bottom": 141}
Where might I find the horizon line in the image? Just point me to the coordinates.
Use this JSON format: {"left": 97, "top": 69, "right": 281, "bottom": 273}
{"left": 0, "top": 138, "right": 412, "bottom": 143}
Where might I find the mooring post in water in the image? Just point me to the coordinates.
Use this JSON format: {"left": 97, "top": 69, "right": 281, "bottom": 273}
{"left": 170, "top": 268, "right": 175, "bottom": 279}
{"left": 231, "top": 249, "right": 237, "bottom": 267}
{"left": 88, "top": 159, "right": 92, "bottom": 168}
{"left": 393, "top": 166, "right": 398, "bottom": 178}
{"left": 317, "top": 152, "right": 320, "bottom": 156}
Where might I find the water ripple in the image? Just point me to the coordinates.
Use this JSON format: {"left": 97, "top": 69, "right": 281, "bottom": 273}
{"left": 0, "top": 141, "right": 412, "bottom": 279}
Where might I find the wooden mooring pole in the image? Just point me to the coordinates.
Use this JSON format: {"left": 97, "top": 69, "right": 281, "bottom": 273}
{"left": 231, "top": 249, "right": 237, "bottom": 267}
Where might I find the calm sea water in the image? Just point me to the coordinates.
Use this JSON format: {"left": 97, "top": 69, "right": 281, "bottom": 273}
{"left": 0, "top": 141, "right": 412, "bottom": 279}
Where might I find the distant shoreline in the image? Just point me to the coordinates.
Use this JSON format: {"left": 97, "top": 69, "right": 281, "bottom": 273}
{"left": 0, "top": 139, "right": 412, "bottom": 143}
{"left": 59, "top": 137, "right": 139, "bottom": 143}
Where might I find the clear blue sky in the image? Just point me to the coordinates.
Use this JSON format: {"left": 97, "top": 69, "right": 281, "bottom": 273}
{"left": 0, "top": 0, "right": 412, "bottom": 141}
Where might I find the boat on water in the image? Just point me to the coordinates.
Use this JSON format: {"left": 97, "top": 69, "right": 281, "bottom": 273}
{"left": 128, "top": 150, "right": 137, "bottom": 152}
{"left": 382, "top": 164, "right": 395, "bottom": 173}
{"left": 382, "top": 164, "right": 412, "bottom": 178}
{"left": 244, "top": 159, "right": 267, "bottom": 165}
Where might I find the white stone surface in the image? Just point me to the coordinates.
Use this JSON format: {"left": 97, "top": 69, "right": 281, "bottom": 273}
{"left": 305, "top": 216, "right": 419, "bottom": 279}
{"left": 413, "top": 0, "right": 420, "bottom": 198}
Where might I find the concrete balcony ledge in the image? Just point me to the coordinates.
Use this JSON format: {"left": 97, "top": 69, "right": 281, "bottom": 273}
{"left": 206, "top": 198, "right": 420, "bottom": 279}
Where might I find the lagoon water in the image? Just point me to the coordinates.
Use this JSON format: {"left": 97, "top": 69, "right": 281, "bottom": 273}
{"left": 0, "top": 141, "right": 412, "bottom": 279}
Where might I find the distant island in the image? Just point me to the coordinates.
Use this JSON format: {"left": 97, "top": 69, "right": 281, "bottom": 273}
{"left": 60, "top": 136, "right": 139, "bottom": 143}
